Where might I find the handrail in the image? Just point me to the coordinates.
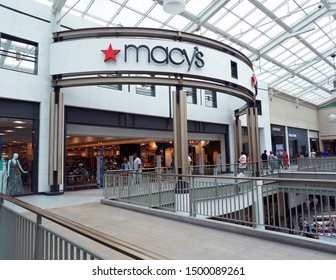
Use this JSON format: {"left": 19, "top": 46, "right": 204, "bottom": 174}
{"left": 105, "top": 168, "right": 336, "bottom": 185}
{"left": 103, "top": 170, "right": 336, "bottom": 248}
{"left": 0, "top": 193, "right": 168, "bottom": 260}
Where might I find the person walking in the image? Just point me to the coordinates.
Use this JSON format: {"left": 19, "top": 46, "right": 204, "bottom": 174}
{"left": 121, "top": 156, "right": 131, "bottom": 186}
{"left": 188, "top": 152, "right": 193, "bottom": 174}
{"left": 261, "top": 150, "right": 268, "bottom": 175}
{"left": 132, "top": 153, "right": 142, "bottom": 191}
{"left": 268, "top": 151, "right": 276, "bottom": 174}
{"left": 282, "top": 150, "right": 289, "bottom": 169}
{"left": 238, "top": 151, "right": 247, "bottom": 174}
{"left": 121, "top": 156, "right": 131, "bottom": 170}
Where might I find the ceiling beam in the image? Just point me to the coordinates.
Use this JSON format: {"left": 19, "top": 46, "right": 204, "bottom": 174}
{"left": 269, "top": 48, "right": 336, "bottom": 88}
{"left": 183, "top": 0, "right": 229, "bottom": 33}
{"left": 248, "top": 0, "right": 329, "bottom": 61}
{"left": 52, "top": 0, "right": 67, "bottom": 14}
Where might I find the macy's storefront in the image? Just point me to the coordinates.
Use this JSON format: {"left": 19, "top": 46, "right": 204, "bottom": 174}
{"left": 1, "top": 27, "right": 259, "bottom": 195}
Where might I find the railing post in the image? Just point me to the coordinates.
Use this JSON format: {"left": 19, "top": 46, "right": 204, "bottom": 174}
{"left": 0, "top": 197, "right": 4, "bottom": 259}
{"left": 189, "top": 176, "right": 196, "bottom": 217}
{"left": 34, "top": 214, "right": 44, "bottom": 260}
{"left": 250, "top": 179, "right": 265, "bottom": 229}
{"left": 157, "top": 159, "right": 162, "bottom": 207}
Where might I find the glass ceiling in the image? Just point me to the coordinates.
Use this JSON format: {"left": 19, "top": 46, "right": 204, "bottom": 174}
{"left": 37, "top": 0, "right": 336, "bottom": 106}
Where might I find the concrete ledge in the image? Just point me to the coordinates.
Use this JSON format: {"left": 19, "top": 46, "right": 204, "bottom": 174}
{"left": 101, "top": 198, "right": 336, "bottom": 255}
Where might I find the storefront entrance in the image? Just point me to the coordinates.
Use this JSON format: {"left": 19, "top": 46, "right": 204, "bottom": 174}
{"left": 0, "top": 98, "right": 39, "bottom": 195}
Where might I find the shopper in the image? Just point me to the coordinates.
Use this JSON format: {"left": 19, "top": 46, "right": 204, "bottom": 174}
{"left": 268, "top": 151, "right": 276, "bottom": 174}
{"left": 238, "top": 151, "right": 247, "bottom": 174}
{"left": 132, "top": 153, "right": 142, "bottom": 190}
{"left": 188, "top": 153, "right": 193, "bottom": 174}
{"left": 311, "top": 149, "right": 316, "bottom": 157}
{"left": 298, "top": 214, "right": 304, "bottom": 232}
{"left": 261, "top": 150, "right": 268, "bottom": 175}
{"left": 121, "top": 156, "right": 131, "bottom": 170}
{"left": 282, "top": 150, "right": 289, "bottom": 169}
{"left": 121, "top": 156, "right": 131, "bottom": 186}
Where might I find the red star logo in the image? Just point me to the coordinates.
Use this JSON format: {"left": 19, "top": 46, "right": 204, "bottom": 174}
{"left": 101, "top": 44, "right": 120, "bottom": 62}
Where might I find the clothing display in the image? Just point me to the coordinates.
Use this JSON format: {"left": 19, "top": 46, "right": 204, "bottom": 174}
{"left": 7, "top": 157, "right": 25, "bottom": 195}
{"left": 0, "top": 157, "right": 6, "bottom": 193}
{"left": 7, "top": 160, "right": 24, "bottom": 195}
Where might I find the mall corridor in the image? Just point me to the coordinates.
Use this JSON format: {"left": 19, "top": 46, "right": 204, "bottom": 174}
{"left": 4, "top": 188, "right": 336, "bottom": 260}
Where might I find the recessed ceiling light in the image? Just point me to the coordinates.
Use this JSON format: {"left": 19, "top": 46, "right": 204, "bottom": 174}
{"left": 14, "top": 126, "right": 25, "bottom": 129}
{"left": 13, "top": 120, "right": 26, "bottom": 124}
{"left": 5, "top": 130, "right": 14, "bottom": 133}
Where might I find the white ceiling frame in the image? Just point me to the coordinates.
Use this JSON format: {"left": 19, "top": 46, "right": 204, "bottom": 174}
{"left": 183, "top": 0, "right": 230, "bottom": 33}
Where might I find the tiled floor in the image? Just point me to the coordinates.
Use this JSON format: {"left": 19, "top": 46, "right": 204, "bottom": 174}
{"left": 4, "top": 188, "right": 336, "bottom": 260}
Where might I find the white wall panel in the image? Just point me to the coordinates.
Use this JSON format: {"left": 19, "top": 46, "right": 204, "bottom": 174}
{"left": 270, "top": 96, "right": 318, "bottom": 130}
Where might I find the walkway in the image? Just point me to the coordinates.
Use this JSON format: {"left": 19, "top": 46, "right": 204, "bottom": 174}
{"left": 4, "top": 189, "right": 336, "bottom": 260}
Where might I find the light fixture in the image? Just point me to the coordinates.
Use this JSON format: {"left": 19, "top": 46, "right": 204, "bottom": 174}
{"left": 331, "top": 53, "right": 336, "bottom": 95}
{"left": 149, "top": 141, "right": 158, "bottom": 151}
{"left": 327, "top": 113, "right": 336, "bottom": 123}
{"left": 163, "top": 0, "right": 185, "bottom": 14}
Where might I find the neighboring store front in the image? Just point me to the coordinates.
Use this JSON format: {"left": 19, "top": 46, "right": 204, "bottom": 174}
{"left": 321, "top": 140, "right": 336, "bottom": 156}
{"left": 287, "top": 127, "right": 309, "bottom": 160}
{"left": 318, "top": 103, "right": 336, "bottom": 156}
{"left": 308, "top": 130, "right": 319, "bottom": 155}
{"left": 270, "top": 125, "right": 286, "bottom": 156}
{"left": 0, "top": 98, "right": 39, "bottom": 195}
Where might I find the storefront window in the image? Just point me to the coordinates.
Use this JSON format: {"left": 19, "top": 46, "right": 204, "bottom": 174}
{"left": 204, "top": 90, "right": 217, "bottom": 108}
{"left": 97, "top": 74, "right": 122, "bottom": 91}
{"left": 0, "top": 33, "right": 38, "bottom": 75}
{"left": 0, "top": 117, "right": 34, "bottom": 195}
{"left": 136, "top": 84, "right": 155, "bottom": 96}
{"left": 287, "top": 127, "right": 309, "bottom": 161}
{"left": 184, "top": 87, "right": 197, "bottom": 104}
{"left": 136, "top": 75, "right": 155, "bottom": 96}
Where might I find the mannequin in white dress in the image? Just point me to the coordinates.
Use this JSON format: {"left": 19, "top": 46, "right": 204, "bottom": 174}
{"left": 7, "top": 153, "right": 27, "bottom": 195}
{"left": 0, "top": 155, "right": 7, "bottom": 193}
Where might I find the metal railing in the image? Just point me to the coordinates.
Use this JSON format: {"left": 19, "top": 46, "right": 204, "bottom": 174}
{"left": 297, "top": 157, "right": 336, "bottom": 172}
{"left": 103, "top": 170, "right": 336, "bottom": 243}
{"left": 0, "top": 193, "right": 168, "bottom": 260}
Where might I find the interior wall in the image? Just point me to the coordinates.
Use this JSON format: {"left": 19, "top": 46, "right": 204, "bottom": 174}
{"left": 269, "top": 95, "right": 319, "bottom": 131}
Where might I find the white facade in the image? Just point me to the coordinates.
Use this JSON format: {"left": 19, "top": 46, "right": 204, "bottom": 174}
{"left": 0, "top": 0, "right": 277, "bottom": 193}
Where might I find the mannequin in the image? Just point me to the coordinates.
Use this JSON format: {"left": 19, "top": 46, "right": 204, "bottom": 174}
{"left": 7, "top": 153, "right": 27, "bottom": 195}
{"left": 0, "top": 155, "right": 7, "bottom": 193}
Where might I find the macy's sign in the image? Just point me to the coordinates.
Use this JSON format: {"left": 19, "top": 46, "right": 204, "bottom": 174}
{"left": 101, "top": 43, "right": 205, "bottom": 71}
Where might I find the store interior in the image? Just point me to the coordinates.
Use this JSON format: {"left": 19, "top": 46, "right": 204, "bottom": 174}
{"left": 0, "top": 117, "right": 222, "bottom": 192}
{"left": 65, "top": 133, "right": 221, "bottom": 189}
